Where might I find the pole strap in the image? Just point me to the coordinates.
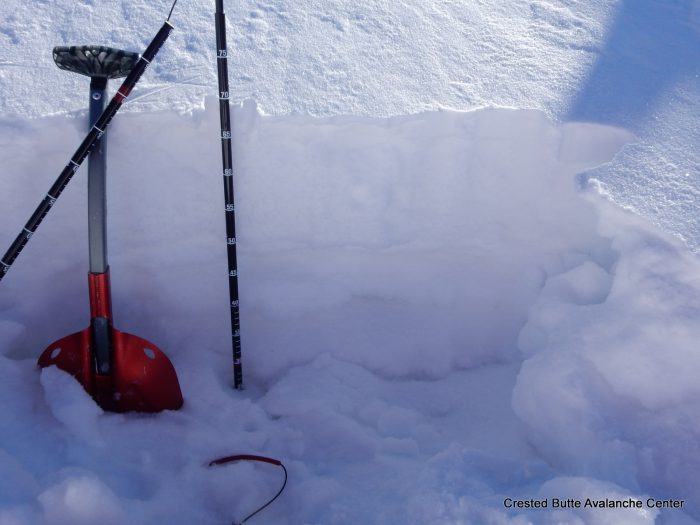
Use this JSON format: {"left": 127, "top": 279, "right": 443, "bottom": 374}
{"left": 208, "top": 454, "right": 287, "bottom": 524}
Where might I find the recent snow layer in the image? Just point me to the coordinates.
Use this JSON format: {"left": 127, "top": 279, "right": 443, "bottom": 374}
{"left": 1, "top": 100, "right": 699, "bottom": 524}
{"left": 0, "top": 0, "right": 698, "bottom": 249}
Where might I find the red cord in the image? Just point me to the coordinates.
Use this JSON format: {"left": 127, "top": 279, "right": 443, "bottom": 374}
{"left": 208, "top": 454, "right": 287, "bottom": 524}
{"left": 209, "top": 454, "right": 282, "bottom": 467}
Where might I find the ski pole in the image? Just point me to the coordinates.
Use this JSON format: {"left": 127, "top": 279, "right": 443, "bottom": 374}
{"left": 0, "top": 4, "right": 177, "bottom": 284}
{"left": 215, "top": 0, "right": 243, "bottom": 389}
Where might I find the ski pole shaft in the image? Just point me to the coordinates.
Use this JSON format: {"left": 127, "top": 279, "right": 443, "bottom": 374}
{"left": 0, "top": 21, "right": 174, "bottom": 284}
{"left": 215, "top": 0, "right": 243, "bottom": 389}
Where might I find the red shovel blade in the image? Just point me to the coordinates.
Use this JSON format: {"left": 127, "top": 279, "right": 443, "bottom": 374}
{"left": 38, "top": 328, "right": 183, "bottom": 413}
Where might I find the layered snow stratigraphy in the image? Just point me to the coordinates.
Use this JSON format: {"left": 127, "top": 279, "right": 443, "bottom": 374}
{"left": 1, "top": 102, "right": 698, "bottom": 523}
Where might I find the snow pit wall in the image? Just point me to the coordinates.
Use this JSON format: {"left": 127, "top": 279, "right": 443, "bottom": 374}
{"left": 0, "top": 101, "right": 631, "bottom": 380}
{"left": 5, "top": 102, "right": 700, "bottom": 520}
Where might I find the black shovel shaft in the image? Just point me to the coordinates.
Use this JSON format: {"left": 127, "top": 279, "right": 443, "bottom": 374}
{"left": 215, "top": 0, "right": 243, "bottom": 390}
{"left": 0, "top": 21, "right": 173, "bottom": 283}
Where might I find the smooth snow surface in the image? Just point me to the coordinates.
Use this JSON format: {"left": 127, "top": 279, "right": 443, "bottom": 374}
{"left": 1, "top": 1, "right": 700, "bottom": 524}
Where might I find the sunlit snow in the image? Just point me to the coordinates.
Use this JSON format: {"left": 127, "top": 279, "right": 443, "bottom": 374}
{"left": 1, "top": 1, "right": 699, "bottom": 524}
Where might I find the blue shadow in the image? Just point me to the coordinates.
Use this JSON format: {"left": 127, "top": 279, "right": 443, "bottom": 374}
{"left": 566, "top": 0, "right": 700, "bottom": 130}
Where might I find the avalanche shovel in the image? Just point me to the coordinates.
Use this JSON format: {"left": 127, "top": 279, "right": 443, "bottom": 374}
{"left": 37, "top": 45, "right": 183, "bottom": 412}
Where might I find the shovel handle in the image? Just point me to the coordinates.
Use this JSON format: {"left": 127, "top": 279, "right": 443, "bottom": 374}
{"left": 0, "top": 20, "right": 173, "bottom": 284}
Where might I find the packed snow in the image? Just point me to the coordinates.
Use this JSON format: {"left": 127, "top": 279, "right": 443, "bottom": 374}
{"left": 1, "top": 1, "right": 699, "bottom": 525}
